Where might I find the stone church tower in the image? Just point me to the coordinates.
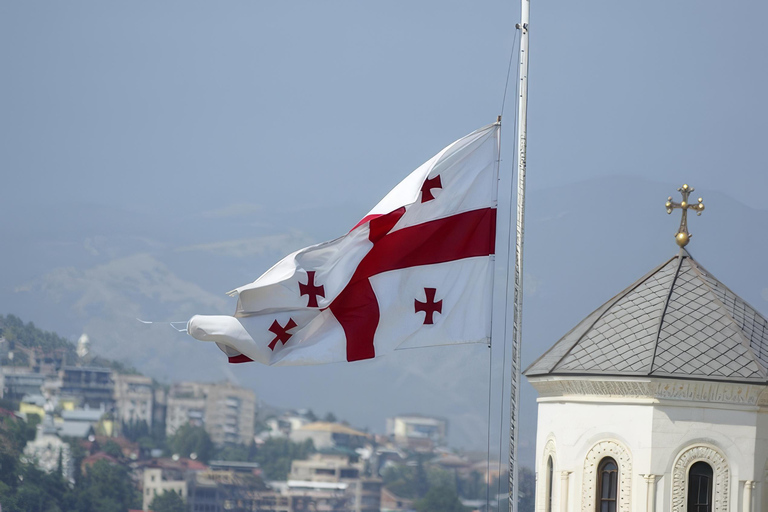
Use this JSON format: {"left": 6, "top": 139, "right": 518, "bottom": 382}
{"left": 525, "top": 188, "right": 768, "bottom": 512}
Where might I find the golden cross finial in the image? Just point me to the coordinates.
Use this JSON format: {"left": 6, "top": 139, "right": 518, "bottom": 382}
{"left": 665, "top": 183, "right": 705, "bottom": 247}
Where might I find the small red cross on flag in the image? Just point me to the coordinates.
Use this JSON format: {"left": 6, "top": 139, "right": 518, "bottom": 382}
{"left": 268, "top": 318, "right": 297, "bottom": 351}
{"left": 188, "top": 122, "right": 499, "bottom": 366}
{"left": 420, "top": 175, "right": 442, "bottom": 202}
{"left": 299, "top": 271, "right": 325, "bottom": 308}
{"left": 414, "top": 288, "right": 442, "bottom": 324}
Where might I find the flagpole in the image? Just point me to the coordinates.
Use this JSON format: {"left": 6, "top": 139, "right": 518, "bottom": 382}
{"left": 509, "top": 0, "right": 530, "bottom": 511}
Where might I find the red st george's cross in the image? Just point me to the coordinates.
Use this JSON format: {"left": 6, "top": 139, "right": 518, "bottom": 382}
{"left": 330, "top": 201, "right": 495, "bottom": 362}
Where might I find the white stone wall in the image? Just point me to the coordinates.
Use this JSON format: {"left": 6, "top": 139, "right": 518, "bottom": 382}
{"left": 532, "top": 377, "right": 768, "bottom": 512}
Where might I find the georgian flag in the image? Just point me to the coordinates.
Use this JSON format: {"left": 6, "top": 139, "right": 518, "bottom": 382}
{"left": 188, "top": 122, "right": 499, "bottom": 365}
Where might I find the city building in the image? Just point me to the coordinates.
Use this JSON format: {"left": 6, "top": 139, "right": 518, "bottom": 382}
{"left": 288, "top": 453, "right": 382, "bottom": 512}
{"left": 24, "top": 415, "right": 74, "bottom": 482}
{"left": 142, "top": 466, "right": 189, "bottom": 511}
{"left": 204, "top": 382, "right": 256, "bottom": 446}
{"left": 241, "top": 491, "right": 290, "bottom": 512}
{"left": 140, "top": 457, "right": 207, "bottom": 511}
{"left": 59, "top": 366, "right": 114, "bottom": 408}
{"left": 165, "top": 381, "right": 208, "bottom": 437}
{"left": 27, "top": 346, "right": 67, "bottom": 375}
{"left": 113, "top": 373, "right": 154, "bottom": 428}
{"left": 526, "top": 249, "right": 768, "bottom": 512}
{"left": 262, "top": 412, "right": 311, "bottom": 439}
{"left": 196, "top": 461, "right": 262, "bottom": 512}
{"left": 290, "top": 421, "right": 370, "bottom": 450}
{"left": 0, "top": 339, "right": 66, "bottom": 375}
{"left": 18, "top": 393, "right": 47, "bottom": 420}
{"left": 166, "top": 381, "right": 256, "bottom": 446}
{"left": 386, "top": 414, "right": 447, "bottom": 450}
{"left": 152, "top": 385, "right": 167, "bottom": 435}
{"left": 2, "top": 367, "right": 45, "bottom": 400}
{"left": 380, "top": 487, "right": 414, "bottom": 512}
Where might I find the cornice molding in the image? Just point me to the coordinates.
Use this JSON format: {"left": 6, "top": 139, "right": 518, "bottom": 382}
{"left": 530, "top": 378, "right": 768, "bottom": 406}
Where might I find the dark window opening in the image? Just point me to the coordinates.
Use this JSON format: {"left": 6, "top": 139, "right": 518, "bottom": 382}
{"left": 546, "top": 455, "right": 554, "bottom": 512}
{"left": 687, "top": 461, "right": 713, "bottom": 512}
{"left": 596, "top": 457, "right": 618, "bottom": 512}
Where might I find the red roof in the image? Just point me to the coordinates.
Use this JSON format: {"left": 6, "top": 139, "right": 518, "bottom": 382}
{"left": 139, "top": 457, "right": 208, "bottom": 471}
{"left": 83, "top": 452, "right": 118, "bottom": 466}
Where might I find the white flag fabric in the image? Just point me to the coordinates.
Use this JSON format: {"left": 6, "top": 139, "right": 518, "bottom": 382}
{"left": 188, "top": 122, "right": 500, "bottom": 365}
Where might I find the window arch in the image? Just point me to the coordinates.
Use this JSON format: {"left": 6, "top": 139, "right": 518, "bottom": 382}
{"left": 596, "top": 457, "right": 618, "bottom": 512}
{"left": 545, "top": 455, "right": 554, "bottom": 512}
{"left": 687, "top": 461, "right": 713, "bottom": 512}
{"left": 671, "top": 444, "right": 729, "bottom": 512}
{"left": 582, "top": 440, "right": 631, "bottom": 512}
{"left": 540, "top": 437, "right": 557, "bottom": 512}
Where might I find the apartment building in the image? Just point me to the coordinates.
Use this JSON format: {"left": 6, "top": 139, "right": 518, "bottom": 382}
{"left": 204, "top": 382, "right": 256, "bottom": 446}
{"left": 166, "top": 381, "right": 256, "bottom": 446}
{"left": 59, "top": 366, "right": 114, "bottom": 408}
{"left": 386, "top": 414, "right": 447, "bottom": 450}
{"left": 289, "top": 453, "right": 382, "bottom": 512}
{"left": 113, "top": 373, "right": 154, "bottom": 428}
{"left": 165, "top": 381, "right": 208, "bottom": 437}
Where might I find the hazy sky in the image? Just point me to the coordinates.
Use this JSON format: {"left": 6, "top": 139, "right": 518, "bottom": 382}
{"left": 4, "top": 1, "right": 767, "bottom": 218}
{"left": 2, "top": 0, "right": 767, "bottom": 467}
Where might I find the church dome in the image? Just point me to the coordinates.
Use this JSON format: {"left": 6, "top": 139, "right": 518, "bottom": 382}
{"left": 525, "top": 249, "right": 768, "bottom": 384}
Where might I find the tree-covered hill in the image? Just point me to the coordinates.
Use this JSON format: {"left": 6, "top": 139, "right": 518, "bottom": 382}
{"left": 0, "top": 314, "right": 136, "bottom": 373}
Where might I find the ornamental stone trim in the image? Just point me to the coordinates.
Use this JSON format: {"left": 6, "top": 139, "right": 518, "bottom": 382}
{"left": 671, "top": 445, "right": 729, "bottom": 512}
{"left": 582, "top": 440, "right": 632, "bottom": 512}
{"left": 532, "top": 379, "right": 767, "bottom": 406}
{"left": 538, "top": 437, "right": 557, "bottom": 512}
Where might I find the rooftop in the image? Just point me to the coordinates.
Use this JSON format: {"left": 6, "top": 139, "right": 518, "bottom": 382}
{"left": 297, "top": 422, "right": 369, "bottom": 437}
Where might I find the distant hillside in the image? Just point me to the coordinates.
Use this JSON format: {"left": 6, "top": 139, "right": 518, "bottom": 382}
{"left": 0, "top": 314, "right": 137, "bottom": 374}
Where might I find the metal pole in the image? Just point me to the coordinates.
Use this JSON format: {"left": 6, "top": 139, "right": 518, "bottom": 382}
{"left": 509, "top": 1, "right": 530, "bottom": 511}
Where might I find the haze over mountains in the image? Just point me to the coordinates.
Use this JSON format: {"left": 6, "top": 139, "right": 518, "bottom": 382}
{"left": 2, "top": 175, "right": 765, "bottom": 465}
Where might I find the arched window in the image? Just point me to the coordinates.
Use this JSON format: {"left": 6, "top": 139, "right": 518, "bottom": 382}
{"left": 545, "top": 455, "right": 554, "bottom": 512}
{"left": 687, "top": 461, "right": 713, "bottom": 512}
{"left": 596, "top": 457, "right": 618, "bottom": 512}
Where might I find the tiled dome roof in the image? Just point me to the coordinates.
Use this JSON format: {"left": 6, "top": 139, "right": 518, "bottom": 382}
{"left": 525, "top": 250, "right": 768, "bottom": 383}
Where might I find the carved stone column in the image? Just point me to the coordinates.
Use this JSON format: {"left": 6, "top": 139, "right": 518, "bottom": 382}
{"left": 742, "top": 480, "right": 755, "bottom": 512}
{"left": 642, "top": 474, "right": 658, "bottom": 512}
{"left": 560, "top": 471, "right": 571, "bottom": 512}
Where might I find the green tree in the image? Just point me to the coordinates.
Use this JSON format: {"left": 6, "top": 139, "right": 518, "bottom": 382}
{"left": 79, "top": 459, "right": 141, "bottom": 512}
{"left": 3, "top": 413, "right": 38, "bottom": 453}
{"left": 102, "top": 440, "right": 123, "bottom": 459}
{"left": 149, "top": 490, "right": 186, "bottom": 512}
{"left": 252, "top": 438, "right": 314, "bottom": 480}
{"left": 382, "top": 464, "right": 416, "bottom": 498}
{"left": 414, "top": 454, "right": 430, "bottom": 499}
{"left": 0, "top": 314, "right": 143, "bottom": 371}
{"left": 121, "top": 419, "right": 149, "bottom": 442}
{"left": 414, "top": 484, "right": 466, "bottom": 512}
{"left": 215, "top": 442, "right": 252, "bottom": 462}
{"left": 381, "top": 458, "right": 440, "bottom": 500}
{"left": 167, "top": 424, "right": 214, "bottom": 463}
{"left": 0, "top": 462, "right": 71, "bottom": 512}
{"left": 322, "top": 412, "right": 337, "bottom": 423}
